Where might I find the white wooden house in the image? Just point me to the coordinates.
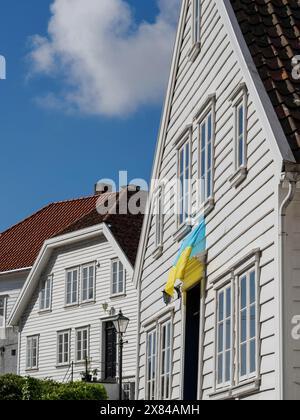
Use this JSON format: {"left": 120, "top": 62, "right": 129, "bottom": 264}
{"left": 134, "top": 0, "right": 300, "bottom": 401}
{"left": 7, "top": 187, "right": 144, "bottom": 400}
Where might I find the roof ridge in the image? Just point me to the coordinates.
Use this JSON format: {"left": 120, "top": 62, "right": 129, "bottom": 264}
{"left": 0, "top": 195, "right": 98, "bottom": 237}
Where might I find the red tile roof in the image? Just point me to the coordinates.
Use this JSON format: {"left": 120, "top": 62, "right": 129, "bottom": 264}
{"left": 0, "top": 189, "right": 144, "bottom": 273}
{"left": 230, "top": 0, "right": 300, "bottom": 161}
{"left": 0, "top": 194, "right": 110, "bottom": 273}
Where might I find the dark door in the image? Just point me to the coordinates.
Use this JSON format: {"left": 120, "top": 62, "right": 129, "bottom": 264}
{"left": 183, "top": 283, "right": 200, "bottom": 400}
{"left": 105, "top": 321, "right": 117, "bottom": 380}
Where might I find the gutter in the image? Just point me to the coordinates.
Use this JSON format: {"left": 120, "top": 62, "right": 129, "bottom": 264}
{"left": 0, "top": 267, "right": 31, "bottom": 276}
{"left": 278, "top": 163, "right": 300, "bottom": 400}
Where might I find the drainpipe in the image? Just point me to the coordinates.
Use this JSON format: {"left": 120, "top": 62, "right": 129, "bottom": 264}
{"left": 278, "top": 166, "right": 300, "bottom": 400}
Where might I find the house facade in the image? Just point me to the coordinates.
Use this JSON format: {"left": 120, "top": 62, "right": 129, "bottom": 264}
{"left": 8, "top": 187, "right": 144, "bottom": 399}
{"left": 134, "top": 0, "right": 300, "bottom": 401}
{"left": 0, "top": 269, "right": 29, "bottom": 375}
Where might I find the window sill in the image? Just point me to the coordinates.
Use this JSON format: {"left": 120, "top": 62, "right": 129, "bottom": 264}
{"left": 152, "top": 245, "right": 163, "bottom": 260}
{"left": 64, "top": 303, "right": 79, "bottom": 309}
{"left": 80, "top": 300, "right": 96, "bottom": 306}
{"left": 188, "top": 42, "right": 201, "bottom": 63}
{"left": 110, "top": 293, "right": 126, "bottom": 300}
{"left": 173, "top": 222, "right": 192, "bottom": 243}
{"left": 38, "top": 309, "right": 52, "bottom": 315}
{"left": 25, "top": 368, "right": 39, "bottom": 373}
{"left": 209, "top": 378, "right": 260, "bottom": 400}
{"left": 229, "top": 166, "right": 247, "bottom": 188}
{"left": 56, "top": 364, "right": 70, "bottom": 369}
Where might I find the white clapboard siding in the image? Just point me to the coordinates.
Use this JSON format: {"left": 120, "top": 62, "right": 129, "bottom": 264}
{"left": 0, "top": 271, "right": 28, "bottom": 321}
{"left": 137, "top": 0, "right": 278, "bottom": 400}
{"left": 18, "top": 235, "right": 138, "bottom": 383}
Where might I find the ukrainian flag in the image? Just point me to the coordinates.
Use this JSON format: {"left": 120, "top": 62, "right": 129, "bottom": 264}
{"left": 165, "top": 218, "right": 206, "bottom": 298}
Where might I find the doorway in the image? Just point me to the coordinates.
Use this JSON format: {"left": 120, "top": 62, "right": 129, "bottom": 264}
{"left": 183, "top": 283, "right": 201, "bottom": 400}
{"left": 104, "top": 321, "right": 117, "bottom": 381}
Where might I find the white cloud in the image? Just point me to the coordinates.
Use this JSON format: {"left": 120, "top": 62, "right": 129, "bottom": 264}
{"left": 29, "top": 0, "right": 181, "bottom": 117}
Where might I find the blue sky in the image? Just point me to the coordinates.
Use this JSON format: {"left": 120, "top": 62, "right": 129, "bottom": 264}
{"left": 0, "top": 0, "right": 180, "bottom": 232}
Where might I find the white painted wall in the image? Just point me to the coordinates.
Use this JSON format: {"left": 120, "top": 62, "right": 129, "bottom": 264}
{"left": 0, "top": 270, "right": 28, "bottom": 374}
{"left": 137, "top": 0, "right": 280, "bottom": 400}
{"left": 18, "top": 235, "right": 138, "bottom": 387}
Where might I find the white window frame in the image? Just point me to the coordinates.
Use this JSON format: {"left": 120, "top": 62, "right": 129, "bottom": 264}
{"left": 159, "top": 320, "right": 173, "bottom": 400}
{"left": 57, "top": 329, "right": 70, "bottom": 366}
{"left": 75, "top": 326, "right": 90, "bottom": 363}
{"left": 192, "top": 0, "right": 202, "bottom": 45}
{"left": 39, "top": 275, "right": 53, "bottom": 312}
{"left": 65, "top": 267, "right": 79, "bottom": 306}
{"left": 0, "top": 295, "right": 7, "bottom": 328}
{"left": 176, "top": 130, "right": 192, "bottom": 229}
{"left": 212, "top": 251, "right": 261, "bottom": 396}
{"left": 146, "top": 329, "right": 157, "bottom": 400}
{"left": 111, "top": 259, "right": 126, "bottom": 297}
{"left": 26, "top": 335, "right": 39, "bottom": 371}
{"left": 229, "top": 84, "right": 248, "bottom": 187}
{"left": 152, "top": 185, "right": 164, "bottom": 257}
{"left": 144, "top": 310, "right": 174, "bottom": 401}
{"left": 81, "top": 263, "right": 96, "bottom": 303}
{"left": 216, "top": 282, "right": 233, "bottom": 389}
{"left": 198, "top": 108, "right": 215, "bottom": 205}
{"left": 238, "top": 268, "right": 257, "bottom": 382}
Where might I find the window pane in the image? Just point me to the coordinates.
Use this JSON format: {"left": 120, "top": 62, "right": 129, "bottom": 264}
{"left": 226, "top": 288, "right": 231, "bottom": 318}
{"left": 250, "top": 271, "right": 256, "bottom": 304}
{"left": 240, "top": 276, "right": 247, "bottom": 309}
{"left": 225, "top": 351, "right": 231, "bottom": 383}
{"left": 240, "top": 343, "right": 247, "bottom": 377}
{"left": 239, "top": 106, "right": 244, "bottom": 136}
{"left": 250, "top": 305, "right": 256, "bottom": 339}
{"left": 218, "top": 292, "right": 224, "bottom": 322}
{"left": 218, "top": 323, "right": 224, "bottom": 353}
{"left": 226, "top": 320, "right": 231, "bottom": 350}
{"left": 250, "top": 339, "right": 256, "bottom": 373}
{"left": 241, "top": 309, "right": 247, "bottom": 343}
{"left": 217, "top": 354, "right": 223, "bottom": 384}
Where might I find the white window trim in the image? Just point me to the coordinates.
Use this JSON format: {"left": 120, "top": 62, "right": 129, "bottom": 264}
{"left": 65, "top": 266, "right": 80, "bottom": 307}
{"left": 81, "top": 262, "right": 96, "bottom": 304}
{"left": 144, "top": 310, "right": 174, "bottom": 401}
{"left": 57, "top": 329, "right": 71, "bottom": 367}
{"left": 215, "top": 281, "right": 234, "bottom": 390}
{"left": 188, "top": 0, "right": 202, "bottom": 62}
{"left": 158, "top": 319, "right": 173, "bottom": 400}
{"left": 75, "top": 326, "right": 90, "bottom": 364}
{"left": 39, "top": 274, "right": 53, "bottom": 313}
{"left": 229, "top": 83, "right": 248, "bottom": 188}
{"left": 26, "top": 335, "right": 39, "bottom": 371}
{"left": 211, "top": 251, "right": 261, "bottom": 399}
{"left": 152, "top": 185, "right": 164, "bottom": 259}
{"left": 195, "top": 95, "right": 216, "bottom": 218}
{"left": 174, "top": 126, "right": 193, "bottom": 240}
{"left": 146, "top": 328, "right": 157, "bottom": 401}
{"left": 0, "top": 295, "right": 7, "bottom": 328}
{"left": 111, "top": 259, "right": 126, "bottom": 298}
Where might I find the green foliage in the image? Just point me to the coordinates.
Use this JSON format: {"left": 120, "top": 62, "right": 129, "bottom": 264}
{"left": 0, "top": 374, "right": 25, "bottom": 400}
{"left": 0, "top": 374, "right": 107, "bottom": 401}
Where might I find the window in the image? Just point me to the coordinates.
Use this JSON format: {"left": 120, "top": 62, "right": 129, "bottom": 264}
{"left": 193, "top": 0, "right": 201, "bottom": 44}
{"left": 199, "top": 111, "right": 214, "bottom": 203}
{"left": 39, "top": 276, "right": 52, "bottom": 311}
{"left": 26, "top": 336, "right": 39, "bottom": 370}
{"left": 154, "top": 186, "right": 164, "bottom": 250}
{"left": 214, "top": 254, "right": 259, "bottom": 393}
{"left": 0, "top": 296, "right": 7, "bottom": 328}
{"left": 217, "top": 285, "right": 232, "bottom": 387}
{"left": 111, "top": 260, "right": 125, "bottom": 296}
{"left": 81, "top": 264, "right": 95, "bottom": 303}
{"left": 178, "top": 137, "right": 191, "bottom": 227}
{"left": 57, "top": 330, "right": 70, "bottom": 366}
{"left": 66, "top": 268, "right": 79, "bottom": 306}
{"left": 239, "top": 270, "right": 257, "bottom": 380}
{"left": 235, "top": 100, "right": 246, "bottom": 169}
{"left": 76, "top": 327, "right": 89, "bottom": 363}
{"left": 146, "top": 330, "right": 157, "bottom": 400}
{"left": 159, "top": 321, "right": 172, "bottom": 400}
